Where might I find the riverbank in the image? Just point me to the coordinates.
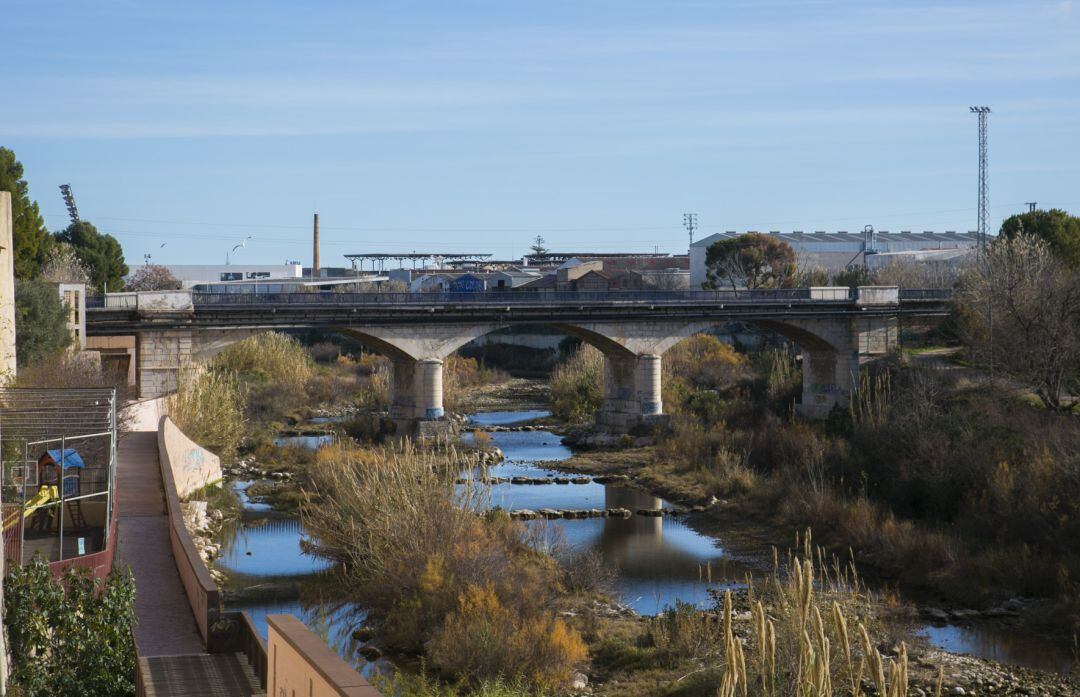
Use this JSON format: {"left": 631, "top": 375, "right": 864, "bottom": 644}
{"left": 182, "top": 330, "right": 1077, "bottom": 693}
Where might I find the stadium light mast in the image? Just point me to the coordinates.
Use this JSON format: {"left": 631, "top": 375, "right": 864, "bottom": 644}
{"left": 59, "top": 184, "right": 80, "bottom": 225}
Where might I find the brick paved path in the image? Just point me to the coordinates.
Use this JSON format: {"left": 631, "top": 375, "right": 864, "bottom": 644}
{"left": 117, "top": 429, "right": 205, "bottom": 657}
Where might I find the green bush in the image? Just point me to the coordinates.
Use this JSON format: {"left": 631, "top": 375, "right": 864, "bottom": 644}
{"left": 14, "top": 278, "right": 72, "bottom": 368}
{"left": 4, "top": 558, "right": 136, "bottom": 697}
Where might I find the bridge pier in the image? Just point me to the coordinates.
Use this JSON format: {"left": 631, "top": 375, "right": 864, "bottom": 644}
{"left": 389, "top": 358, "right": 446, "bottom": 435}
{"left": 792, "top": 316, "right": 898, "bottom": 419}
{"left": 597, "top": 353, "right": 664, "bottom": 431}
{"left": 798, "top": 348, "right": 858, "bottom": 419}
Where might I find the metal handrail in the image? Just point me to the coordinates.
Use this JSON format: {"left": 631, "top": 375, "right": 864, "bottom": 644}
{"left": 84, "top": 287, "right": 953, "bottom": 308}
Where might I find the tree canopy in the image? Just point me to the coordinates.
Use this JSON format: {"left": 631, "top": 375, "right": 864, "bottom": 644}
{"left": 703, "top": 233, "right": 797, "bottom": 290}
{"left": 15, "top": 278, "right": 72, "bottom": 367}
{"left": 5, "top": 558, "right": 136, "bottom": 697}
{"left": 0, "top": 147, "right": 53, "bottom": 280}
{"left": 125, "top": 263, "right": 182, "bottom": 291}
{"left": 955, "top": 234, "right": 1080, "bottom": 411}
{"left": 54, "top": 221, "right": 128, "bottom": 293}
{"left": 999, "top": 208, "right": 1080, "bottom": 268}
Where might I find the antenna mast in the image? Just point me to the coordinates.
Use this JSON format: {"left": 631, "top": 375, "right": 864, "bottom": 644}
{"left": 969, "top": 106, "right": 991, "bottom": 247}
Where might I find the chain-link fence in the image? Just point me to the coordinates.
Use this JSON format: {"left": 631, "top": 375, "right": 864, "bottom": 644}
{"left": 1, "top": 389, "right": 117, "bottom": 568}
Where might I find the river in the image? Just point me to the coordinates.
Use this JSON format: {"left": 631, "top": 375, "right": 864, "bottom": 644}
{"left": 214, "top": 408, "right": 1076, "bottom": 676}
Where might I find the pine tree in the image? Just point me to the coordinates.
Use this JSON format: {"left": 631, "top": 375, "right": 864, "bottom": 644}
{"left": 0, "top": 147, "right": 53, "bottom": 279}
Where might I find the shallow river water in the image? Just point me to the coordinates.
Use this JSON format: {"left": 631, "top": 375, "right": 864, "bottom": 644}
{"left": 216, "top": 409, "right": 1076, "bottom": 675}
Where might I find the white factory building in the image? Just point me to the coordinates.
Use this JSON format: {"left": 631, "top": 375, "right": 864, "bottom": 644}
{"left": 689, "top": 231, "right": 980, "bottom": 288}
{"left": 158, "top": 263, "right": 303, "bottom": 288}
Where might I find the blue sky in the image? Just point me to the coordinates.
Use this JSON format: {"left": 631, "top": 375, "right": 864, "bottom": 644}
{"left": 3, "top": 0, "right": 1079, "bottom": 266}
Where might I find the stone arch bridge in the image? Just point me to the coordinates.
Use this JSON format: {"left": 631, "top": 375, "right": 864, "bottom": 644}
{"left": 85, "top": 287, "right": 950, "bottom": 432}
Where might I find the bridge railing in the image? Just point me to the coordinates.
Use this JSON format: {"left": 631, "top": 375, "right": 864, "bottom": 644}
{"left": 187, "top": 288, "right": 830, "bottom": 306}
{"left": 898, "top": 288, "right": 953, "bottom": 301}
{"left": 85, "top": 287, "right": 953, "bottom": 309}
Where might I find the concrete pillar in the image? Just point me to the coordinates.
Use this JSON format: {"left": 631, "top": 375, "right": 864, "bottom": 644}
{"left": 635, "top": 354, "right": 662, "bottom": 416}
{"left": 598, "top": 355, "right": 637, "bottom": 430}
{"left": 136, "top": 330, "right": 194, "bottom": 398}
{"left": 390, "top": 358, "right": 444, "bottom": 420}
{"left": 390, "top": 359, "right": 417, "bottom": 419}
{"left": 598, "top": 353, "right": 664, "bottom": 431}
{"left": 0, "top": 192, "right": 16, "bottom": 378}
{"left": 415, "top": 358, "right": 444, "bottom": 419}
{"left": 797, "top": 348, "right": 857, "bottom": 419}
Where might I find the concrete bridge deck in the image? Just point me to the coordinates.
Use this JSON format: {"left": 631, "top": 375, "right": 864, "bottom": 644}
{"left": 86, "top": 288, "right": 951, "bottom": 332}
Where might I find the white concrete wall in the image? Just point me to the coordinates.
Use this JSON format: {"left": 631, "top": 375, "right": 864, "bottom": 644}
{"left": 689, "top": 244, "right": 708, "bottom": 289}
{"left": 160, "top": 417, "right": 223, "bottom": 498}
{"left": 0, "top": 192, "right": 16, "bottom": 378}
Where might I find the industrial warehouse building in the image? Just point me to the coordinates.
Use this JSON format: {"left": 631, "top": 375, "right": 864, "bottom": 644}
{"left": 688, "top": 231, "right": 980, "bottom": 288}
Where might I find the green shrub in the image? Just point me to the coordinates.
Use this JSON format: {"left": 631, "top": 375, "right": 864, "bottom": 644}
{"left": 4, "top": 558, "right": 136, "bottom": 697}
{"left": 14, "top": 278, "right": 72, "bottom": 368}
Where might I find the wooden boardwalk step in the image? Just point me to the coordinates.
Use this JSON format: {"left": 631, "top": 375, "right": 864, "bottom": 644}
{"left": 138, "top": 653, "right": 264, "bottom": 696}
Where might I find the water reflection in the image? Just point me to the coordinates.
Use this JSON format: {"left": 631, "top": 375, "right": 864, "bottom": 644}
{"left": 228, "top": 594, "right": 391, "bottom": 680}
{"left": 464, "top": 428, "right": 751, "bottom": 614}
{"left": 916, "top": 624, "right": 1076, "bottom": 675}
{"left": 217, "top": 512, "right": 332, "bottom": 578}
{"left": 274, "top": 433, "right": 334, "bottom": 450}
{"left": 468, "top": 410, "right": 551, "bottom": 426}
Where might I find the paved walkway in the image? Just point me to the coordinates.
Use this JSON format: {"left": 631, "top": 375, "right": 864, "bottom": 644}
{"left": 117, "top": 429, "right": 205, "bottom": 657}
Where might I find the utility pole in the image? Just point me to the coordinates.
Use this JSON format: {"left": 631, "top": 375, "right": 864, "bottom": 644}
{"left": 969, "top": 106, "right": 991, "bottom": 247}
{"left": 312, "top": 213, "right": 320, "bottom": 279}
{"left": 683, "top": 213, "right": 698, "bottom": 248}
{"left": 1025, "top": 202, "right": 1037, "bottom": 213}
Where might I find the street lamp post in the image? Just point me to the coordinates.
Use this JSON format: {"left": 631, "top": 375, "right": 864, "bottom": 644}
{"left": 226, "top": 236, "right": 254, "bottom": 265}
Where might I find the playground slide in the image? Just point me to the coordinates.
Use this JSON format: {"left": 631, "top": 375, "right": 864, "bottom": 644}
{"left": 2, "top": 485, "right": 58, "bottom": 532}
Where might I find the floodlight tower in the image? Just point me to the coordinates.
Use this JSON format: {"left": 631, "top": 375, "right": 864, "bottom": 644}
{"left": 969, "top": 106, "right": 991, "bottom": 247}
{"left": 59, "top": 184, "right": 80, "bottom": 224}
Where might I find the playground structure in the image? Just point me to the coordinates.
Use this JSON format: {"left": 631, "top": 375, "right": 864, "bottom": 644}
{"left": 1, "top": 389, "right": 117, "bottom": 572}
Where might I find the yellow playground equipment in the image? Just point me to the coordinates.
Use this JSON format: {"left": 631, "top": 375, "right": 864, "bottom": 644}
{"left": 2, "top": 485, "right": 58, "bottom": 532}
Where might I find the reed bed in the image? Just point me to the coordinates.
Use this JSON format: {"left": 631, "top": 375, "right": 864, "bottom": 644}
{"left": 212, "top": 331, "right": 314, "bottom": 390}
{"left": 550, "top": 344, "right": 604, "bottom": 421}
{"left": 166, "top": 363, "right": 245, "bottom": 455}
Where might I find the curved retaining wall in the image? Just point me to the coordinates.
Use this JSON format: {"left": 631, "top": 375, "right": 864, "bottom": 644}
{"left": 159, "top": 417, "right": 223, "bottom": 499}
{"left": 155, "top": 416, "right": 381, "bottom": 694}
{"left": 157, "top": 415, "right": 221, "bottom": 646}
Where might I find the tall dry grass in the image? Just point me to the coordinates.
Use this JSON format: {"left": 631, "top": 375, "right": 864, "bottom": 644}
{"left": 639, "top": 536, "right": 912, "bottom": 697}
{"left": 444, "top": 355, "right": 507, "bottom": 412}
{"left": 166, "top": 364, "right": 245, "bottom": 456}
{"left": 212, "top": 331, "right": 314, "bottom": 390}
{"left": 549, "top": 344, "right": 604, "bottom": 422}
{"left": 302, "top": 441, "right": 587, "bottom": 690}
